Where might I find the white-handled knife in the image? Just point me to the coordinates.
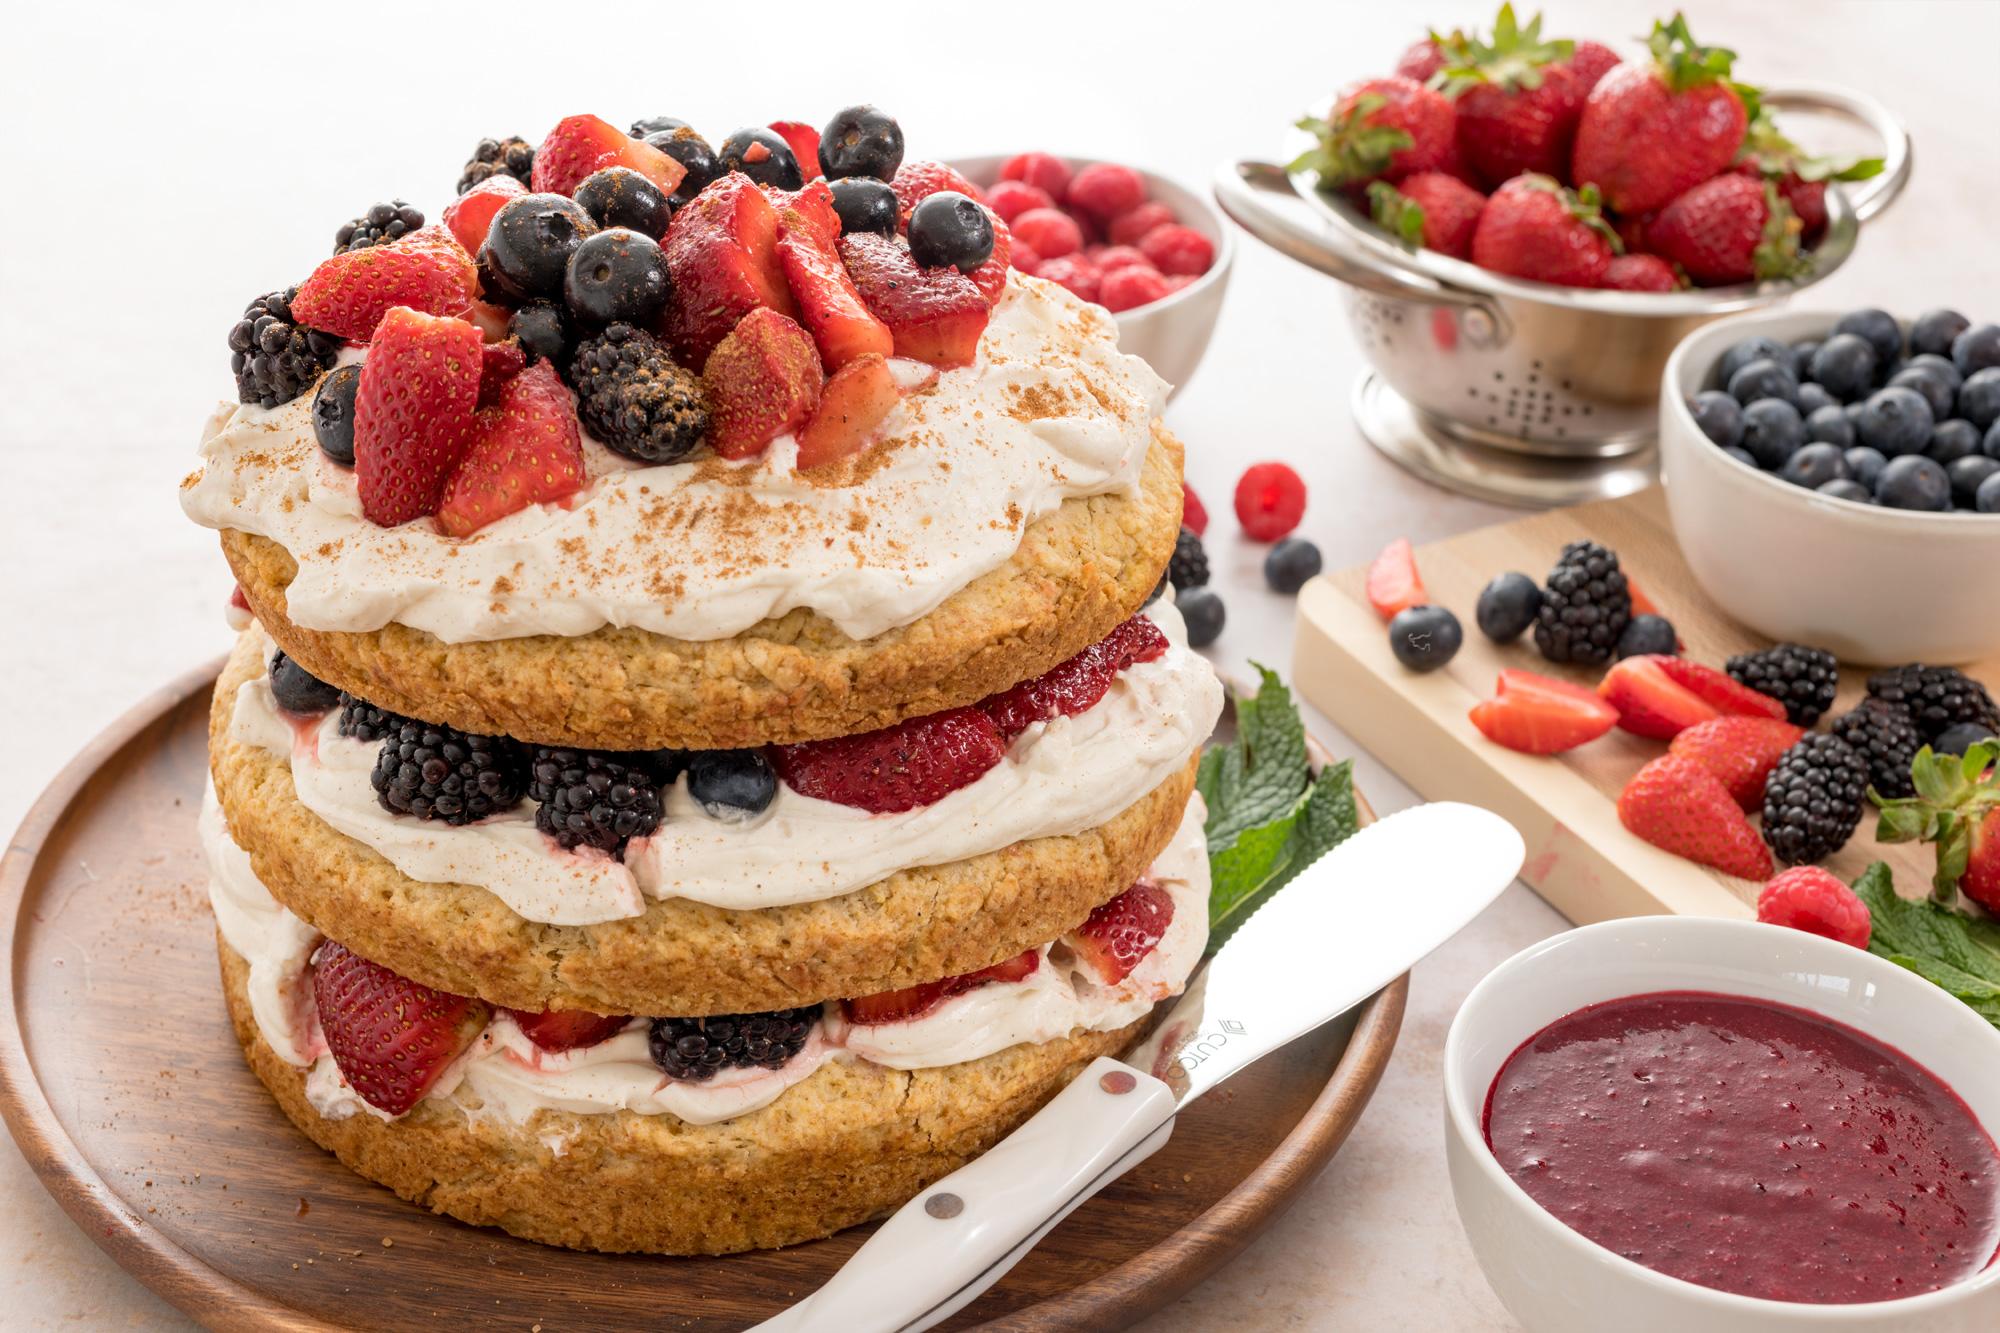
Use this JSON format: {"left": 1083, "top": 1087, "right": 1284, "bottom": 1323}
{"left": 753, "top": 801, "right": 1525, "bottom": 1333}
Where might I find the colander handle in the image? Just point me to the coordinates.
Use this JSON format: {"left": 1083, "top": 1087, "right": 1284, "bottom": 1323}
{"left": 1213, "top": 159, "right": 1503, "bottom": 319}
{"left": 1759, "top": 84, "right": 1911, "bottom": 224}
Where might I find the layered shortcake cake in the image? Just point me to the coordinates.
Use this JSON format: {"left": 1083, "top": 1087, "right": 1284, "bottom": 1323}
{"left": 182, "top": 106, "right": 1219, "bottom": 1253}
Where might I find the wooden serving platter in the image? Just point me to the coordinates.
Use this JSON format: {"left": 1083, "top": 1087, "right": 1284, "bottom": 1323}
{"left": 1294, "top": 486, "right": 1996, "bottom": 925}
{"left": 0, "top": 662, "right": 1404, "bottom": 1332}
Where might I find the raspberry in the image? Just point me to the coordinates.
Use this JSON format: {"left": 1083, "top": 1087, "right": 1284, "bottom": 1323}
{"left": 1099, "top": 265, "right": 1169, "bottom": 312}
{"left": 1010, "top": 207, "right": 1082, "bottom": 259}
{"left": 1755, "top": 867, "right": 1871, "bottom": 950}
{"left": 1032, "top": 255, "right": 1101, "bottom": 304}
{"left": 1092, "top": 245, "right": 1154, "bottom": 275}
{"left": 1009, "top": 238, "right": 1042, "bottom": 273}
{"left": 1235, "top": 462, "right": 1307, "bottom": 541}
{"left": 1163, "top": 274, "right": 1197, "bottom": 292}
{"left": 1067, "top": 163, "right": 1147, "bottom": 221}
{"left": 1137, "top": 224, "right": 1215, "bottom": 277}
{"left": 985, "top": 179, "right": 1055, "bottom": 224}
{"left": 1182, "top": 483, "right": 1209, "bottom": 536}
{"left": 1108, "top": 201, "right": 1178, "bottom": 247}
{"left": 999, "top": 152, "right": 1072, "bottom": 202}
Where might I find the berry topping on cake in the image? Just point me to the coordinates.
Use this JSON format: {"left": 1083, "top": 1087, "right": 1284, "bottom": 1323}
{"left": 827, "top": 177, "right": 899, "bottom": 236}
{"left": 533, "top": 114, "right": 688, "bottom": 199}
{"left": 572, "top": 167, "right": 673, "bottom": 240}
{"left": 774, "top": 706, "right": 1008, "bottom": 814}
{"left": 773, "top": 181, "right": 895, "bottom": 370}
{"left": 228, "top": 288, "right": 339, "bottom": 409}
{"left": 983, "top": 616, "right": 1169, "bottom": 738}
{"left": 509, "top": 300, "right": 573, "bottom": 368}
{"left": 291, "top": 225, "right": 480, "bottom": 343}
{"left": 839, "top": 232, "right": 989, "bottom": 368}
{"left": 567, "top": 323, "right": 709, "bottom": 465}
{"left": 371, "top": 719, "right": 527, "bottom": 825}
{"left": 457, "top": 136, "right": 535, "bottom": 196}
{"left": 480, "top": 193, "right": 598, "bottom": 304}
{"left": 767, "top": 121, "right": 823, "bottom": 180}
{"left": 795, "top": 353, "right": 900, "bottom": 469}
{"left": 967, "top": 212, "right": 1013, "bottom": 305}
{"left": 352, "top": 307, "right": 484, "bottom": 526}
{"left": 506, "top": 1008, "right": 629, "bottom": 1053}
{"left": 684, "top": 749, "right": 778, "bottom": 822}
{"left": 333, "top": 200, "right": 426, "bottom": 255}
{"left": 819, "top": 105, "right": 905, "bottom": 182}
{"left": 310, "top": 363, "right": 362, "bottom": 466}
{"left": 660, "top": 174, "right": 797, "bottom": 369}
{"left": 703, "top": 307, "right": 823, "bottom": 459}
{"left": 889, "top": 161, "right": 983, "bottom": 230}
{"left": 639, "top": 125, "right": 721, "bottom": 209}
{"left": 337, "top": 693, "right": 407, "bottom": 743}
{"left": 841, "top": 950, "right": 1041, "bottom": 1026}
{"left": 528, "top": 747, "right": 663, "bottom": 854}
{"left": 648, "top": 1007, "right": 819, "bottom": 1080}
{"left": 1067, "top": 880, "right": 1175, "bottom": 985}
{"left": 908, "top": 192, "right": 996, "bottom": 274}
{"left": 267, "top": 650, "right": 340, "bottom": 715}
{"left": 563, "top": 227, "right": 669, "bottom": 329}
{"left": 437, "top": 361, "right": 586, "bottom": 536}
{"left": 441, "top": 174, "right": 527, "bottom": 255}
{"left": 717, "top": 126, "right": 805, "bottom": 191}
{"left": 312, "top": 941, "right": 491, "bottom": 1116}
{"left": 476, "top": 339, "right": 527, "bottom": 407}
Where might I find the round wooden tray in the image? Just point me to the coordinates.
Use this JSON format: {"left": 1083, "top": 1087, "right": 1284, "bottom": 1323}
{"left": 0, "top": 661, "right": 1407, "bottom": 1332}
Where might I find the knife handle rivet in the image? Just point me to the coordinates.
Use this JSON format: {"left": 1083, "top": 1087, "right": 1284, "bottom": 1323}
{"left": 924, "top": 1192, "right": 963, "bottom": 1220}
{"left": 1098, "top": 1070, "right": 1136, "bottom": 1096}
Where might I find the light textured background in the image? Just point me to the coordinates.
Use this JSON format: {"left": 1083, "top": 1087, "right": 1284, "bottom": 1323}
{"left": 1, "top": 0, "right": 1994, "bottom": 1327}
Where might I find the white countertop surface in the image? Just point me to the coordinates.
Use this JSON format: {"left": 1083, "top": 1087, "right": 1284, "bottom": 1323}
{"left": 2, "top": 1, "right": 1994, "bottom": 1327}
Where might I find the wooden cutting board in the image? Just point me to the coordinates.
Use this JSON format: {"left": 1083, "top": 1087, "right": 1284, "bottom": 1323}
{"left": 1292, "top": 486, "right": 1997, "bottom": 926}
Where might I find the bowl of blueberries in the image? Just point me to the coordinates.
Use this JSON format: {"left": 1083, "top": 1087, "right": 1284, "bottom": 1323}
{"left": 1661, "top": 306, "right": 2000, "bottom": 665}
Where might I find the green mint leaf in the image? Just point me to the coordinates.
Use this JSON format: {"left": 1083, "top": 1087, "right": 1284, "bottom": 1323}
{"left": 1206, "top": 761, "right": 1359, "bottom": 951}
{"left": 1855, "top": 862, "right": 2000, "bottom": 991}
{"left": 1203, "top": 666, "right": 1310, "bottom": 849}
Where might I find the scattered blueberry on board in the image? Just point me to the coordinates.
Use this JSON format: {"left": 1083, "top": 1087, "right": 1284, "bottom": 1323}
{"left": 1691, "top": 308, "right": 2000, "bottom": 514}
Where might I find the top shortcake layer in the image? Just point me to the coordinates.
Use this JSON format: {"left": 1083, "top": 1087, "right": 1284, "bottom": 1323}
{"left": 182, "top": 276, "right": 1166, "bottom": 647}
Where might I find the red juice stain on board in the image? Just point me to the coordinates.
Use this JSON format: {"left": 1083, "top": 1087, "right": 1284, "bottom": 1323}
{"left": 1483, "top": 990, "right": 2000, "bottom": 1304}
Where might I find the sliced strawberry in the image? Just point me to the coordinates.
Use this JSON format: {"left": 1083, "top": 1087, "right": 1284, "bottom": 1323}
{"left": 702, "top": 307, "right": 822, "bottom": 460}
{"left": 1617, "top": 754, "right": 1773, "bottom": 880}
{"left": 768, "top": 121, "right": 823, "bottom": 180}
{"left": 354, "top": 307, "right": 483, "bottom": 526}
{"left": 984, "top": 616, "right": 1169, "bottom": 738}
{"left": 1655, "top": 657, "right": 1788, "bottom": 723}
{"left": 1668, "top": 716, "right": 1805, "bottom": 810}
{"left": 889, "top": 161, "right": 984, "bottom": 230}
{"left": 532, "top": 113, "right": 687, "bottom": 199}
{"left": 839, "top": 232, "right": 990, "bottom": 368}
{"left": 460, "top": 298, "right": 515, "bottom": 343}
{"left": 1598, "top": 655, "right": 1720, "bottom": 740}
{"left": 1364, "top": 537, "right": 1427, "bottom": 621}
{"left": 442, "top": 175, "right": 526, "bottom": 254}
{"left": 774, "top": 705, "right": 1007, "bottom": 813}
{"left": 842, "top": 949, "right": 1040, "bottom": 1026}
{"left": 796, "top": 353, "right": 900, "bottom": 469}
{"left": 968, "top": 210, "right": 1013, "bottom": 305}
{"left": 1067, "top": 881, "right": 1175, "bottom": 985}
{"left": 292, "top": 225, "right": 478, "bottom": 342}
{"left": 477, "top": 338, "right": 526, "bottom": 407}
{"left": 661, "top": 174, "right": 797, "bottom": 369}
{"left": 1469, "top": 668, "right": 1619, "bottom": 755}
{"left": 436, "top": 361, "right": 585, "bottom": 537}
{"left": 505, "top": 1008, "right": 629, "bottom": 1053}
{"left": 775, "top": 180, "right": 894, "bottom": 369}
{"left": 312, "top": 940, "right": 489, "bottom": 1116}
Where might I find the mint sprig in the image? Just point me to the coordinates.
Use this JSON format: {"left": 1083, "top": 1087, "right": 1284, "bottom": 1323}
{"left": 1853, "top": 862, "right": 2000, "bottom": 1029}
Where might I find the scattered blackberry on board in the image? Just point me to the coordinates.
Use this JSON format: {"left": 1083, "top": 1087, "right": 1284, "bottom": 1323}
{"left": 1475, "top": 572, "right": 1542, "bottom": 643}
{"left": 337, "top": 693, "right": 407, "bottom": 743}
{"left": 311, "top": 363, "right": 362, "bottom": 465}
{"left": 228, "top": 288, "right": 339, "bottom": 409}
{"left": 1533, "top": 541, "right": 1630, "bottom": 666}
{"left": 1167, "top": 527, "right": 1209, "bottom": 591}
{"left": 1178, "top": 586, "right": 1225, "bottom": 648}
{"left": 529, "top": 747, "right": 663, "bottom": 853}
{"left": 458, "top": 135, "right": 534, "bottom": 195}
{"left": 648, "top": 1008, "right": 818, "bottom": 1082}
{"left": 1830, "top": 699, "right": 1923, "bottom": 800}
{"left": 333, "top": 199, "right": 425, "bottom": 254}
{"left": 372, "top": 721, "right": 526, "bottom": 826}
{"left": 568, "top": 323, "right": 709, "bottom": 464}
{"left": 1264, "top": 537, "right": 1323, "bottom": 594}
{"left": 1865, "top": 664, "right": 2000, "bottom": 742}
{"left": 268, "top": 651, "right": 339, "bottom": 714}
{"left": 1726, "top": 643, "right": 1838, "bottom": 727}
{"left": 1761, "top": 732, "right": 1871, "bottom": 867}
{"left": 1615, "top": 614, "right": 1678, "bottom": 659}
{"left": 685, "top": 750, "right": 777, "bottom": 821}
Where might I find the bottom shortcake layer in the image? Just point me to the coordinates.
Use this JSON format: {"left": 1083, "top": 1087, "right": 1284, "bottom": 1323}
{"left": 219, "top": 936, "right": 1142, "bottom": 1254}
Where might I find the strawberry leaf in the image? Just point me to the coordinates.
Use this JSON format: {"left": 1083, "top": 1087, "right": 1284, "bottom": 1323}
{"left": 1290, "top": 99, "right": 1415, "bottom": 189}
{"left": 1436, "top": 2, "right": 1573, "bottom": 94}
{"left": 1367, "top": 181, "right": 1429, "bottom": 248}
{"left": 1647, "top": 13, "right": 1737, "bottom": 92}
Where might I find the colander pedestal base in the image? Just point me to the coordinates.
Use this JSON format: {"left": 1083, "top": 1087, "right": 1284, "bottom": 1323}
{"left": 1352, "top": 373, "right": 1659, "bottom": 509}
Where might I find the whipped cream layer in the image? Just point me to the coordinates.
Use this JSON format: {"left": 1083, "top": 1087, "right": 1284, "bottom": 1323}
{"left": 181, "top": 276, "right": 1169, "bottom": 646}
{"left": 227, "top": 606, "right": 1220, "bottom": 924}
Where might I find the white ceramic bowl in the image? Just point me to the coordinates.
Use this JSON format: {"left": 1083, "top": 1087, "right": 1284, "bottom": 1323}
{"left": 1444, "top": 916, "right": 2000, "bottom": 1333}
{"left": 1660, "top": 309, "right": 2000, "bottom": 665}
{"left": 948, "top": 154, "right": 1234, "bottom": 397}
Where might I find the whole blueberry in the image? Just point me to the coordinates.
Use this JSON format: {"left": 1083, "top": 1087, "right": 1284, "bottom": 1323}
{"left": 1935, "top": 721, "right": 1999, "bottom": 755}
{"left": 1178, "top": 586, "right": 1225, "bottom": 647}
{"left": 1263, "top": 537, "right": 1324, "bottom": 594}
{"left": 1727, "top": 358, "right": 1798, "bottom": 407}
{"left": 1475, "top": 571, "right": 1542, "bottom": 642}
{"left": 1688, "top": 390, "right": 1744, "bottom": 447}
{"left": 1387, "top": 605, "right": 1463, "bottom": 673}
{"left": 1843, "top": 400, "right": 1869, "bottom": 426}
{"left": 1987, "top": 419, "right": 2000, "bottom": 459}
{"left": 1982, "top": 472, "right": 2000, "bottom": 514}
{"left": 1834, "top": 307, "right": 1904, "bottom": 367}
{"left": 1874, "top": 454, "right": 1952, "bottom": 511}
{"left": 1958, "top": 367, "right": 2000, "bottom": 429}
{"left": 1718, "top": 335, "right": 1791, "bottom": 387}
{"left": 267, "top": 650, "right": 340, "bottom": 715}
{"left": 564, "top": 228, "right": 669, "bottom": 328}
{"left": 1615, "top": 614, "right": 1678, "bottom": 659}
{"left": 509, "top": 300, "right": 570, "bottom": 366}
{"left": 1948, "top": 454, "right": 2000, "bottom": 508}
{"left": 1927, "top": 418, "right": 1982, "bottom": 466}
{"left": 907, "top": 191, "right": 995, "bottom": 274}
{"left": 1889, "top": 366, "right": 1955, "bottom": 422}
{"left": 1911, "top": 308, "right": 1971, "bottom": 358}
{"left": 1779, "top": 441, "right": 1849, "bottom": 490}
{"left": 1843, "top": 446, "right": 1888, "bottom": 489}
{"left": 717, "top": 127, "right": 803, "bottom": 190}
{"left": 1856, "top": 386, "right": 1935, "bottom": 456}
{"left": 310, "top": 363, "right": 362, "bottom": 466}
{"left": 1806, "top": 332, "right": 1877, "bottom": 402}
{"left": 1906, "top": 352, "right": 1964, "bottom": 390}
{"left": 645, "top": 127, "right": 721, "bottom": 207}
{"left": 828, "top": 177, "right": 899, "bottom": 236}
{"left": 1739, "top": 398, "right": 1805, "bottom": 469}
{"left": 630, "top": 115, "right": 689, "bottom": 138}
{"left": 1952, "top": 323, "right": 2000, "bottom": 375}
{"left": 574, "top": 167, "right": 672, "bottom": 239}
{"left": 482, "top": 193, "right": 598, "bottom": 300}
{"left": 1804, "top": 405, "right": 1856, "bottom": 448}
{"left": 818, "top": 104, "right": 906, "bottom": 182}
{"left": 1818, "top": 478, "right": 1875, "bottom": 504}
{"left": 1794, "top": 381, "right": 1838, "bottom": 417}
{"left": 1723, "top": 446, "right": 1758, "bottom": 468}
{"left": 685, "top": 749, "right": 777, "bottom": 821}
{"left": 1788, "top": 339, "right": 1820, "bottom": 381}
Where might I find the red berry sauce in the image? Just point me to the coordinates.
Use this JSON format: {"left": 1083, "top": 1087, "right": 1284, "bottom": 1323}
{"left": 1483, "top": 991, "right": 2000, "bottom": 1304}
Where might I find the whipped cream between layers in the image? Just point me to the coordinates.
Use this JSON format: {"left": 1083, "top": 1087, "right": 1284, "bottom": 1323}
{"left": 226, "top": 605, "right": 1221, "bottom": 925}
{"left": 180, "top": 275, "right": 1169, "bottom": 646}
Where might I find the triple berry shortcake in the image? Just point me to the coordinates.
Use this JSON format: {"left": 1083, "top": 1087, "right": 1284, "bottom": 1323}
{"left": 183, "top": 105, "right": 1218, "bottom": 1254}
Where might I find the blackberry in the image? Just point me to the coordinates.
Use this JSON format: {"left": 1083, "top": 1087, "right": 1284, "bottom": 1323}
{"left": 333, "top": 199, "right": 425, "bottom": 254}
{"left": 568, "top": 323, "right": 708, "bottom": 463}
{"left": 1761, "top": 733, "right": 1871, "bottom": 866}
{"left": 1532, "top": 541, "right": 1630, "bottom": 666}
{"left": 1167, "top": 527, "right": 1209, "bottom": 591}
{"left": 228, "top": 288, "right": 339, "bottom": 409}
{"left": 337, "top": 693, "right": 408, "bottom": 743}
{"left": 371, "top": 721, "right": 526, "bottom": 825}
{"left": 1830, "top": 699, "right": 1922, "bottom": 800}
{"left": 528, "top": 747, "right": 663, "bottom": 853}
{"left": 1865, "top": 665, "right": 2000, "bottom": 743}
{"left": 1726, "top": 643, "right": 1839, "bottom": 727}
{"left": 647, "top": 1008, "right": 818, "bottom": 1081}
{"left": 268, "top": 651, "right": 339, "bottom": 715}
{"left": 458, "top": 135, "right": 534, "bottom": 195}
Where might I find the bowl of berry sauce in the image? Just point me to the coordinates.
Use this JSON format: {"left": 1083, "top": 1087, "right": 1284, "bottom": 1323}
{"left": 1445, "top": 915, "right": 2000, "bottom": 1332}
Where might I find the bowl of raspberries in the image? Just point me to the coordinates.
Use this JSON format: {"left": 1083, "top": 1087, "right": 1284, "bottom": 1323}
{"left": 1215, "top": 5, "right": 1909, "bottom": 482}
